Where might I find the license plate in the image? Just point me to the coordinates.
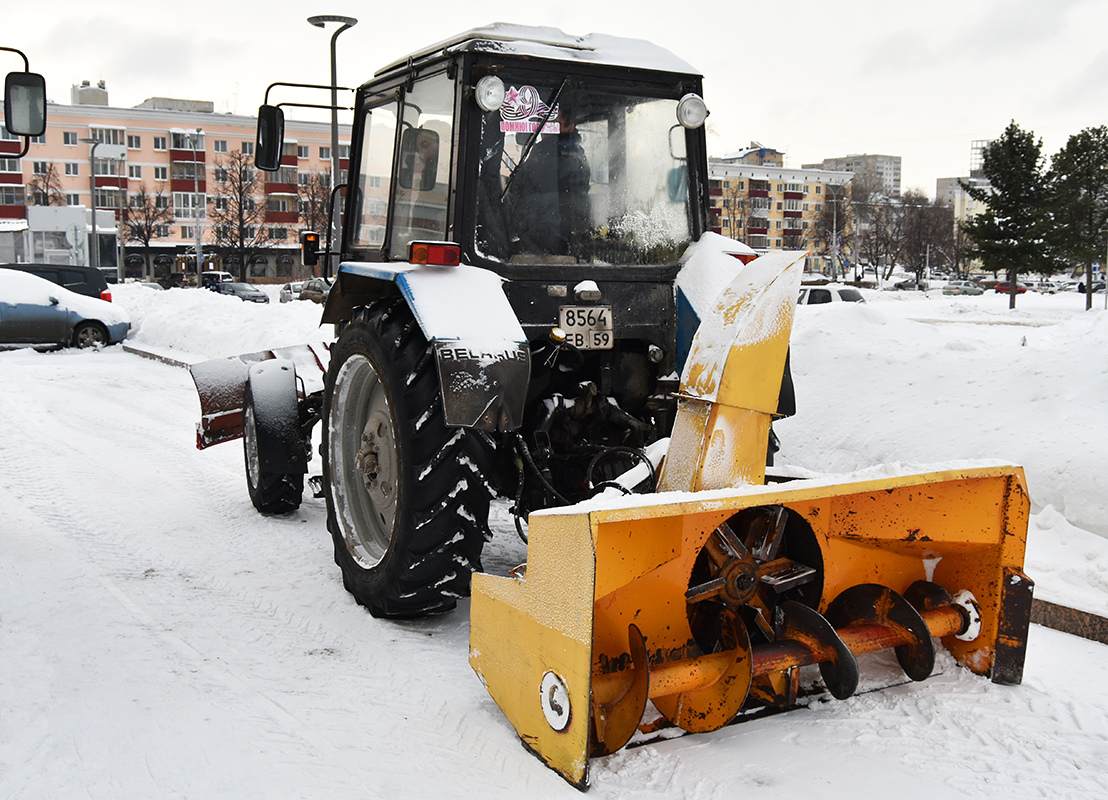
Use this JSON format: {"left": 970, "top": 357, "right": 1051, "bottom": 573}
{"left": 558, "top": 305, "right": 613, "bottom": 350}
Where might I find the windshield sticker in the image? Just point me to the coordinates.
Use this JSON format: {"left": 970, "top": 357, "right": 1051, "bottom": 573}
{"left": 500, "top": 85, "right": 561, "bottom": 134}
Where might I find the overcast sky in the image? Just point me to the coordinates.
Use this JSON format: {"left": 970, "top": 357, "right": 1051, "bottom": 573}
{"left": 6, "top": 0, "right": 1106, "bottom": 196}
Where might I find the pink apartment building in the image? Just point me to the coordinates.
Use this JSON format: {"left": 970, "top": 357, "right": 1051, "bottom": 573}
{"left": 0, "top": 81, "right": 349, "bottom": 280}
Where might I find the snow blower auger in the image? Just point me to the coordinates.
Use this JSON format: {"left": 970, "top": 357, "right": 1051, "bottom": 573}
{"left": 468, "top": 251, "right": 1034, "bottom": 789}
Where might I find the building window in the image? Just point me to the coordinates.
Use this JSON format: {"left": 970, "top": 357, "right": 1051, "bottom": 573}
{"left": 154, "top": 165, "right": 168, "bottom": 181}
{"left": 214, "top": 197, "right": 228, "bottom": 211}
{"left": 298, "top": 173, "right": 311, "bottom": 186}
{"left": 32, "top": 161, "right": 48, "bottom": 175}
{"left": 0, "top": 157, "right": 20, "bottom": 173}
{"left": 66, "top": 193, "right": 80, "bottom": 205}
{"left": 155, "top": 224, "right": 170, "bottom": 237}
{"left": 213, "top": 140, "right": 228, "bottom": 153}
{"left": 241, "top": 142, "right": 254, "bottom": 156}
{"left": 368, "top": 175, "right": 382, "bottom": 189}
{"left": 89, "top": 127, "right": 125, "bottom": 145}
{"left": 155, "top": 195, "right": 169, "bottom": 209}
{"left": 816, "top": 185, "right": 821, "bottom": 194}
{"left": 270, "top": 227, "right": 287, "bottom": 240}
{"left": 214, "top": 167, "right": 228, "bottom": 183}
{"left": 172, "top": 132, "right": 204, "bottom": 150}
{"left": 0, "top": 186, "right": 24, "bottom": 205}
{"left": 128, "top": 165, "right": 142, "bottom": 179}
{"left": 65, "top": 162, "right": 79, "bottom": 176}
{"left": 320, "top": 146, "right": 330, "bottom": 160}
{"left": 266, "top": 198, "right": 289, "bottom": 213}
{"left": 339, "top": 145, "right": 349, "bottom": 159}
{"left": 127, "top": 134, "right": 141, "bottom": 149}
{"left": 64, "top": 131, "right": 78, "bottom": 146}
{"left": 181, "top": 225, "right": 194, "bottom": 239}
{"left": 154, "top": 136, "right": 167, "bottom": 151}
{"left": 297, "top": 145, "right": 308, "bottom": 159}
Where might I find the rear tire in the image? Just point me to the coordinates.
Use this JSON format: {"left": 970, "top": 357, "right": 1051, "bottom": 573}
{"left": 243, "top": 381, "right": 304, "bottom": 514}
{"left": 323, "top": 299, "right": 492, "bottom": 618}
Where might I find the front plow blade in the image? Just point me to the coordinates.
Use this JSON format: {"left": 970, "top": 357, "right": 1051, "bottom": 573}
{"left": 469, "top": 463, "right": 1033, "bottom": 787}
{"left": 188, "top": 342, "right": 329, "bottom": 449}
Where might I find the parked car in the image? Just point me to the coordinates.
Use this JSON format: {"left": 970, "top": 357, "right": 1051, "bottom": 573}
{"left": 0, "top": 268, "right": 130, "bottom": 348}
{"left": 943, "top": 280, "right": 984, "bottom": 296}
{"left": 297, "top": 277, "right": 333, "bottom": 304}
{"left": 2, "top": 262, "right": 112, "bottom": 302}
{"left": 1029, "top": 281, "right": 1059, "bottom": 294}
{"left": 279, "top": 281, "right": 305, "bottom": 303}
{"left": 216, "top": 282, "right": 270, "bottom": 303}
{"left": 994, "top": 282, "right": 1028, "bottom": 294}
{"left": 200, "top": 270, "right": 235, "bottom": 288}
{"left": 892, "top": 278, "right": 927, "bottom": 291}
{"left": 797, "top": 285, "right": 865, "bottom": 305}
{"left": 158, "top": 273, "right": 188, "bottom": 289}
{"left": 1078, "top": 281, "right": 1106, "bottom": 293}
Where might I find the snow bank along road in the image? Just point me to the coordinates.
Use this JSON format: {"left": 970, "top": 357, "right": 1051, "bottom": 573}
{"left": 1, "top": 285, "right": 1106, "bottom": 798}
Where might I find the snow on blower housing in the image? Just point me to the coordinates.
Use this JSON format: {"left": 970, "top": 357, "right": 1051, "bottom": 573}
{"left": 187, "top": 25, "right": 1033, "bottom": 789}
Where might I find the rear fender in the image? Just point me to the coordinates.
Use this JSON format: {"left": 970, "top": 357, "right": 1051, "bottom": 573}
{"left": 327, "top": 261, "right": 529, "bottom": 431}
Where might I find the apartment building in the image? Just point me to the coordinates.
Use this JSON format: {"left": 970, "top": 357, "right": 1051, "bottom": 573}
{"left": 802, "top": 153, "right": 901, "bottom": 198}
{"left": 0, "top": 81, "right": 349, "bottom": 279}
{"left": 708, "top": 153, "right": 852, "bottom": 270}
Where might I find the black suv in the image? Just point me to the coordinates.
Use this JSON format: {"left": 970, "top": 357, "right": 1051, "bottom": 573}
{"left": 2, "top": 263, "right": 112, "bottom": 302}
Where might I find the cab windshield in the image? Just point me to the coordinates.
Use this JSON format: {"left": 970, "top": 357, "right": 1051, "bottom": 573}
{"left": 474, "top": 83, "right": 692, "bottom": 267}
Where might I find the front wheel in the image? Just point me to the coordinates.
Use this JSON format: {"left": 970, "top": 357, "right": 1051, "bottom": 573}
{"left": 243, "top": 378, "right": 304, "bottom": 515}
{"left": 73, "top": 321, "right": 108, "bottom": 348}
{"left": 323, "top": 299, "right": 492, "bottom": 618}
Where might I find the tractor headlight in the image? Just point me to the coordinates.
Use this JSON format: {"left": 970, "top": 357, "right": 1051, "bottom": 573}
{"left": 676, "top": 93, "right": 709, "bottom": 129}
{"left": 475, "top": 75, "right": 506, "bottom": 112}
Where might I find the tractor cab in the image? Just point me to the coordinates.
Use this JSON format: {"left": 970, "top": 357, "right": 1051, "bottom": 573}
{"left": 337, "top": 25, "right": 712, "bottom": 282}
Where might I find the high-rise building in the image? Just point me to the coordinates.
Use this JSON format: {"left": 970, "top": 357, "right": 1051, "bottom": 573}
{"left": 802, "top": 154, "right": 902, "bottom": 197}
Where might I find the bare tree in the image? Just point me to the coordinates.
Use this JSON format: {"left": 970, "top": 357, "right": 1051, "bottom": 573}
{"left": 121, "top": 184, "right": 174, "bottom": 276}
{"left": 27, "top": 162, "right": 66, "bottom": 206}
{"left": 297, "top": 171, "right": 333, "bottom": 278}
{"left": 812, "top": 184, "right": 852, "bottom": 275}
{"left": 899, "top": 191, "right": 955, "bottom": 279}
{"left": 207, "top": 149, "right": 270, "bottom": 281}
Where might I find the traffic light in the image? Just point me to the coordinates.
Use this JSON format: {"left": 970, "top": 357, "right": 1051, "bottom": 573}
{"left": 300, "top": 230, "right": 319, "bottom": 267}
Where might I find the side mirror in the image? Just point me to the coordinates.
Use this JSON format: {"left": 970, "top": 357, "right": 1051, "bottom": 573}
{"left": 4, "top": 71, "right": 47, "bottom": 137}
{"left": 398, "top": 127, "right": 439, "bottom": 191}
{"left": 48, "top": 295, "right": 59, "bottom": 306}
{"left": 254, "top": 104, "right": 285, "bottom": 172}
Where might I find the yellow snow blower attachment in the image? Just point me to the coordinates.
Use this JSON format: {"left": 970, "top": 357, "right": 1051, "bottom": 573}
{"left": 469, "top": 252, "right": 1034, "bottom": 788}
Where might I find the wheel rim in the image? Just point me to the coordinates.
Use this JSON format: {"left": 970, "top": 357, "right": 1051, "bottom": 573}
{"left": 329, "top": 353, "right": 399, "bottom": 568}
{"left": 76, "top": 324, "right": 105, "bottom": 347}
{"left": 244, "top": 400, "right": 260, "bottom": 491}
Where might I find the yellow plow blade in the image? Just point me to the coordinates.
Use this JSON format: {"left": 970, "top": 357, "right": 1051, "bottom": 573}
{"left": 469, "top": 250, "right": 1033, "bottom": 787}
{"left": 470, "top": 464, "right": 1033, "bottom": 787}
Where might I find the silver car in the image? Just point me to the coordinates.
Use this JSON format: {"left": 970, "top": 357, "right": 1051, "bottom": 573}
{"left": 943, "top": 280, "right": 984, "bottom": 296}
{"left": 0, "top": 268, "right": 130, "bottom": 348}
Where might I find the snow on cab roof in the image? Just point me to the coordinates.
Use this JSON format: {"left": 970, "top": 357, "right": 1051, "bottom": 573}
{"left": 374, "top": 22, "right": 701, "bottom": 79}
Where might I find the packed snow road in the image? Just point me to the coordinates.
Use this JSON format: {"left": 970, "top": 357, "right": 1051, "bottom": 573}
{"left": 1, "top": 283, "right": 1106, "bottom": 798}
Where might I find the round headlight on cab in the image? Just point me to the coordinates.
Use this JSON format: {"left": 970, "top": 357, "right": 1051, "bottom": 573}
{"left": 676, "top": 93, "right": 709, "bottom": 129}
{"left": 475, "top": 75, "right": 506, "bottom": 112}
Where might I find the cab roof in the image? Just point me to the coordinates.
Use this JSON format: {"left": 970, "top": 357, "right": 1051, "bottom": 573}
{"left": 374, "top": 23, "right": 701, "bottom": 79}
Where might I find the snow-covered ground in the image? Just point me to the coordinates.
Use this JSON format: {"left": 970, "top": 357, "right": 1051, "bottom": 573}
{"left": 1, "top": 281, "right": 1105, "bottom": 798}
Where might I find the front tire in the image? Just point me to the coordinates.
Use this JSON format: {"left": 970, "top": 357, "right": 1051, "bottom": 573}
{"left": 323, "top": 299, "right": 492, "bottom": 618}
{"left": 243, "top": 380, "right": 305, "bottom": 515}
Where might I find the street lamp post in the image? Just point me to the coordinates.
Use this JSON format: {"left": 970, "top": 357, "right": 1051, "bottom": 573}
{"left": 79, "top": 138, "right": 101, "bottom": 270}
{"left": 308, "top": 14, "right": 357, "bottom": 277}
{"left": 190, "top": 128, "right": 204, "bottom": 282}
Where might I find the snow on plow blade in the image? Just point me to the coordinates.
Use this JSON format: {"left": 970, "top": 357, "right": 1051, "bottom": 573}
{"left": 468, "top": 250, "right": 1033, "bottom": 787}
{"left": 188, "top": 342, "right": 329, "bottom": 449}
{"left": 469, "top": 464, "right": 1033, "bottom": 787}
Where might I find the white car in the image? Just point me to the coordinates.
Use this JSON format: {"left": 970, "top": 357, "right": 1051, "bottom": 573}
{"left": 797, "top": 285, "right": 865, "bottom": 305}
